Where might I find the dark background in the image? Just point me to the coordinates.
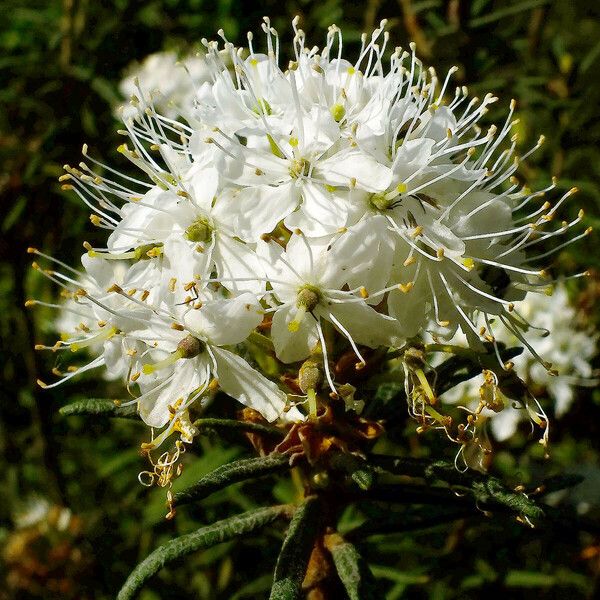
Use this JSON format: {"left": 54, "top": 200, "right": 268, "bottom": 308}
{"left": 2, "top": 1, "right": 600, "bottom": 598}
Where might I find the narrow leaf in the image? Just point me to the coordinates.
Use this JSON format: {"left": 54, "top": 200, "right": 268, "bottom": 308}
{"left": 325, "top": 533, "right": 380, "bottom": 600}
{"left": 174, "top": 453, "right": 291, "bottom": 506}
{"left": 269, "top": 495, "right": 323, "bottom": 600}
{"left": 469, "top": 0, "right": 551, "bottom": 28}
{"left": 59, "top": 398, "right": 139, "bottom": 419}
{"left": 117, "top": 504, "right": 293, "bottom": 600}
{"left": 371, "top": 455, "right": 545, "bottom": 521}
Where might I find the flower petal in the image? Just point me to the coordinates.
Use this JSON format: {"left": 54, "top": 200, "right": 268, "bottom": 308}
{"left": 211, "top": 346, "right": 300, "bottom": 422}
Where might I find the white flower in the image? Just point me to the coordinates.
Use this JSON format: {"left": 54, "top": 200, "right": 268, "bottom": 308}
{"left": 107, "top": 166, "right": 263, "bottom": 296}
{"left": 440, "top": 283, "right": 597, "bottom": 440}
{"left": 119, "top": 51, "right": 212, "bottom": 119}
{"left": 131, "top": 291, "right": 300, "bottom": 429}
{"left": 260, "top": 232, "right": 404, "bottom": 387}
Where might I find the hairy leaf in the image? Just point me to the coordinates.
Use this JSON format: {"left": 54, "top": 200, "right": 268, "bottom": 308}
{"left": 174, "top": 453, "right": 291, "bottom": 506}
{"left": 59, "top": 398, "right": 139, "bottom": 419}
{"left": 117, "top": 504, "right": 293, "bottom": 600}
{"left": 325, "top": 533, "right": 380, "bottom": 600}
{"left": 194, "top": 417, "right": 284, "bottom": 438}
{"left": 269, "top": 495, "right": 323, "bottom": 600}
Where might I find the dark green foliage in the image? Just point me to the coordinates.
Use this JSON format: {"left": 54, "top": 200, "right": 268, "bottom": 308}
{"left": 193, "top": 417, "right": 285, "bottom": 438}
{"left": 59, "top": 398, "right": 139, "bottom": 419}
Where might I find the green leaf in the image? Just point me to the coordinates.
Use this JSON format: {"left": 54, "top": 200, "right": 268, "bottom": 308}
{"left": 504, "top": 570, "right": 555, "bottom": 588}
{"left": 269, "top": 495, "right": 323, "bottom": 600}
{"left": 59, "top": 398, "right": 139, "bottom": 419}
{"left": 536, "top": 474, "right": 584, "bottom": 495}
{"left": 370, "top": 455, "right": 545, "bottom": 521}
{"left": 174, "top": 453, "right": 291, "bottom": 506}
{"left": 325, "top": 533, "right": 380, "bottom": 600}
{"left": 117, "top": 504, "right": 293, "bottom": 600}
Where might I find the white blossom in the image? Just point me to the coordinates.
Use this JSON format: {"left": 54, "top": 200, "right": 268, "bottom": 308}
{"left": 119, "top": 51, "right": 212, "bottom": 119}
{"left": 31, "top": 19, "right": 588, "bottom": 454}
{"left": 440, "top": 283, "right": 596, "bottom": 440}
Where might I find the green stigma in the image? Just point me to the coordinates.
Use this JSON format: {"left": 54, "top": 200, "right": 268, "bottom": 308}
{"left": 370, "top": 192, "right": 393, "bottom": 211}
{"left": 330, "top": 103, "right": 346, "bottom": 122}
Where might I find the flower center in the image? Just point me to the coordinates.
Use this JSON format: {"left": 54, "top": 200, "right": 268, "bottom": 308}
{"left": 289, "top": 157, "right": 311, "bottom": 179}
{"left": 288, "top": 286, "right": 322, "bottom": 333}
{"left": 176, "top": 335, "right": 205, "bottom": 359}
{"left": 296, "top": 285, "right": 321, "bottom": 310}
{"left": 369, "top": 192, "right": 393, "bottom": 211}
{"left": 185, "top": 218, "right": 213, "bottom": 243}
{"left": 142, "top": 335, "right": 205, "bottom": 374}
{"left": 369, "top": 183, "right": 408, "bottom": 212}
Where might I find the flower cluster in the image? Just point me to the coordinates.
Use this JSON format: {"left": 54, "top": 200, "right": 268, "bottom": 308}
{"left": 31, "top": 19, "right": 589, "bottom": 455}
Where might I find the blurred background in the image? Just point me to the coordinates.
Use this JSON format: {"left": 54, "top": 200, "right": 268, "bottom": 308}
{"left": 2, "top": 1, "right": 600, "bottom": 598}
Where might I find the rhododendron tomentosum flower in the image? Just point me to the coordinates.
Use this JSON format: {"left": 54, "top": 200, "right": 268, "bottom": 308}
{"left": 440, "top": 283, "right": 597, "bottom": 442}
{"left": 258, "top": 232, "right": 404, "bottom": 388}
{"left": 128, "top": 291, "right": 301, "bottom": 433}
{"left": 33, "top": 250, "right": 299, "bottom": 434}
{"left": 119, "top": 51, "right": 212, "bottom": 120}
{"left": 30, "top": 18, "right": 588, "bottom": 458}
